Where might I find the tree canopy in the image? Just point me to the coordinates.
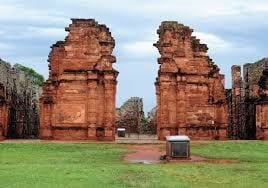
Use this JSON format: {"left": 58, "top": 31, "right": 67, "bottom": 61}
{"left": 13, "top": 64, "right": 44, "bottom": 86}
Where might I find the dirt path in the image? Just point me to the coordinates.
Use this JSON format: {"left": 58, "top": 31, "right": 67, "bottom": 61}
{"left": 123, "top": 144, "right": 165, "bottom": 164}
{"left": 123, "top": 144, "right": 239, "bottom": 164}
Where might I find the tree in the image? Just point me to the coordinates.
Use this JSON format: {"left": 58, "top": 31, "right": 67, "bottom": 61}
{"left": 13, "top": 64, "right": 44, "bottom": 86}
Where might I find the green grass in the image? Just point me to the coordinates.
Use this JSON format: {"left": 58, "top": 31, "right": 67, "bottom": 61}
{"left": 1, "top": 141, "right": 268, "bottom": 188}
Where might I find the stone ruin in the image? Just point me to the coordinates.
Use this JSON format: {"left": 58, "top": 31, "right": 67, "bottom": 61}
{"left": 146, "top": 107, "right": 157, "bottom": 134}
{"left": 1, "top": 18, "right": 267, "bottom": 141}
{"left": 229, "top": 58, "right": 268, "bottom": 139}
{"left": 116, "top": 98, "right": 156, "bottom": 135}
{"left": 0, "top": 59, "right": 40, "bottom": 140}
{"left": 116, "top": 97, "right": 144, "bottom": 134}
{"left": 154, "top": 21, "right": 228, "bottom": 140}
{"left": 39, "top": 19, "right": 118, "bottom": 141}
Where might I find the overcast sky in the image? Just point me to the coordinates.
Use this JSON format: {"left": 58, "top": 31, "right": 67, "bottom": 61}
{"left": 0, "top": 0, "right": 268, "bottom": 112}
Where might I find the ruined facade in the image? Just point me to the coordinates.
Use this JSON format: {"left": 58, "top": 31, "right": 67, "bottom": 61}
{"left": 0, "top": 59, "right": 40, "bottom": 140}
{"left": 115, "top": 97, "right": 144, "bottom": 134}
{"left": 230, "top": 58, "right": 268, "bottom": 139}
{"left": 145, "top": 107, "right": 157, "bottom": 134}
{"left": 40, "top": 19, "right": 118, "bottom": 141}
{"left": 154, "top": 21, "right": 228, "bottom": 140}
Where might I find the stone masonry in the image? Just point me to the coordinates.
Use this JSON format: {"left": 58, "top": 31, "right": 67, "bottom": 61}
{"left": 154, "top": 21, "right": 228, "bottom": 140}
{"left": 0, "top": 59, "right": 40, "bottom": 140}
{"left": 115, "top": 97, "right": 144, "bottom": 134}
{"left": 230, "top": 58, "right": 268, "bottom": 139}
{"left": 39, "top": 19, "right": 118, "bottom": 141}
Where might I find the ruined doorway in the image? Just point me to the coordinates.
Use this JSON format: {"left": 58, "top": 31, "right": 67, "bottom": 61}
{"left": 96, "top": 127, "right": 105, "bottom": 139}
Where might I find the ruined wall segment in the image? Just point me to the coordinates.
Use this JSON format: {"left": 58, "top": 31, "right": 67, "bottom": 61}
{"left": 253, "top": 59, "right": 268, "bottom": 139}
{"left": 115, "top": 97, "right": 144, "bottom": 134}
{"left": 40, "top": 19, "right": 118, "bottom": 141}
{"left": 229, "top": 65, "right": 245, "bottom": 139}
{"left": 0, "top": 59, "right": 40, "bottom": 140}
{"left": 229, "top": 58, "right": 268, "bottom": 139}
{"left": 154, "top": 21, "right": 228, "bottom": 140}
{"left": 244, "top": 59, "right": 268, "bottom": 99}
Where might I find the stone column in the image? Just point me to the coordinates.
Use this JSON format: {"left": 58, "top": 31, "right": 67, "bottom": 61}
{"left": 155, "top": 83, "right": 161, "bottom": 136}
{"left": 176, "top": 76, "right": 187, "bottom": 135}
{"left": 168, "top": 78, "right": 177, "bottom": 134}
{"left": 104, "top": 78, "right": 116, "bottom": 141}
{"left": 231, "top": 65, "right": 243, "bottom": 139}
{"left": 39, "top": 102, "right": 53, "bottom": 139}
{"left": 87, "top": 78, "right": 98, "bottom": 140}
{"left": 158, "top": 78, "right": 173, "bottom": 139}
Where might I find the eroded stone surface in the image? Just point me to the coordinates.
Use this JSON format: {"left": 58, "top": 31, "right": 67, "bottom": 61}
{"left": 230, "top": 58, "right": 268, "bottom": 139}
{"left": 145, "top": 107, "right": 157, "bottom": 134}
{"left": 39, "top": 19, "right": 118, "bottom": 141}
{"left": 115, "top": 97, "right": 144, "bottom": 133}
{"left": 154, "top": 21, "right": 228, "bottom": 140}
{"left": 0, "top": 59, "right": 40, "bottom": 140}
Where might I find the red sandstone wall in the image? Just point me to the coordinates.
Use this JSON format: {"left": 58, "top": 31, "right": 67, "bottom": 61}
{"left": 40, "top": 19, "right": 118, "bottom": 141}
{"left": 155, "top": 21, "right": 228, "bottom": 140}
{"left": 0, "top": 84, "right": 8, "bottom": 140}
{"left": 0, "top": 104, "right": 8, "bottom": 140}
{"left": 256, "top": 103, "right": 268, "bottom": 139}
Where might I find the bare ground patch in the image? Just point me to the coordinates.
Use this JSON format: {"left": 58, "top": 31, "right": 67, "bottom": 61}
{"left": 123, "top": 144, "right": 239, "bottom": 164}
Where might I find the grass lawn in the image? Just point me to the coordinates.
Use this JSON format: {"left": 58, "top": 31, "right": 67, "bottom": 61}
{"left": 1, "top": 141, "right": 268, "bottom": 188}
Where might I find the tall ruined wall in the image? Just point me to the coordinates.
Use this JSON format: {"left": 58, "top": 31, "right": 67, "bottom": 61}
{"left": 154, "top": 21, "right": 228, "bottom": 140}
{"left": 245, "top": 59, "right": 268, "bottom": 139}
{"left": 229, "top": 65, "right": 245, "bottom": 139}
{"left": 255, "top": 62, "right": 268, "bottom": 139}
{"left": 256, "top": 102, "right": 268, "bottom": 139}
{"left": 0, "top": 59, "right": 40, "bottom": 140}
{"left": 244, "top": 59, "right": 268, "bottom": 99}
{"left": 115, "top": 97, "right": 144, "bottom": 133}
{"left": 230, "top": 58, "right": 268, "bottom": 139}
{"left": 40, "top": 19, "right": 118, "bottom": 141}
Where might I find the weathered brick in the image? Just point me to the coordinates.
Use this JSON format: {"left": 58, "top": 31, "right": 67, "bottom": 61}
{"left": 154, "top": 21, "right": 228, "bottom": 140}
{"left": 39, "top": 19, "right": 118, "bottom": 141}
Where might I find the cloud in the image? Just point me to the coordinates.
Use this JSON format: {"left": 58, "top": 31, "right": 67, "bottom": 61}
{"left": 25, "top": 27, "right": 66, "bottom": 38}
{"left": 0, "top": 27, "right": 66, "bottom": 41}
{"left": 0, "top": 42, "right": 12, "bottom": 50}
{"left": 193, "top": 32, "right": 232, "bottom": 51}
{"left": 121, "top": 41, "right": 157, "bottom": 58}
{"left": 0, "top": 4, "right": 14, "bottom": 14}
{"left": 65, "top": 0, "right": 241, "bottom": 18}
{"left": 193, "top": 32, "right": 258, "bottom": 55}
{"left": 242, "top": 2, "right": 268, "bottom": 13}
{"left": 0, "top": 3, "right": 68, "bottom": 26}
